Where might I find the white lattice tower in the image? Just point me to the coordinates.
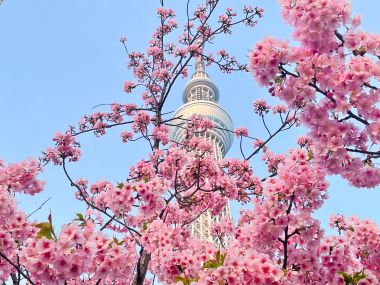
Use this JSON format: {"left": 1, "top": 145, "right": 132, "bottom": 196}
{"left": 170, "top": 52, "right": 234, "bottom": 245}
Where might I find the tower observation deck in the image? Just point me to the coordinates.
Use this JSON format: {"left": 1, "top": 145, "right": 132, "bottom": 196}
{"left": 170, "top": 54, "right": 234, "bottom": 244}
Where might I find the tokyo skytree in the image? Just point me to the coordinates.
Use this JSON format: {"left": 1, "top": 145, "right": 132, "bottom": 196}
{"left": 170, "top": 54, "right": 234, "bottom": 244}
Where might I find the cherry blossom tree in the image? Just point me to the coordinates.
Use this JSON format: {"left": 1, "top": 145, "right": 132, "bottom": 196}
{"left": 0, "top": 0, "right": 379, "bottom": 284}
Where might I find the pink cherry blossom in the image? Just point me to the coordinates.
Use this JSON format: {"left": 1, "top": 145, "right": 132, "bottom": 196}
{"left": 253, "top": 98, "right": 270, "bottom": 115}
{"left": 0, "top": 159, "right": 44, "bottom": 195}
{"left": 123, "top": 81, "right": 136, "bottom": 93}
{"left": 43, "top": 132, "right": 81, "bottom": 164}
{"left": 234, "top": 127, "right": 248, "bottom": 137}
{"left": 249, "top": 0, "right": 380, "bottom": 188}
{"left": 1, "top": 1, "right": 380, "bottom": 284}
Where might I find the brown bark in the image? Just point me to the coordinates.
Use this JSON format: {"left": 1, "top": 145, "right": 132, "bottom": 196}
{"left": 132, "top": 249, "right": 151, "bottom": 285}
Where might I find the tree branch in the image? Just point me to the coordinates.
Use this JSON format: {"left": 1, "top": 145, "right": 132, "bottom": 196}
{"left": 0, "top": 251, "right": 35, "bottom": 285}
{"left": 26, "top": 197, "right": 51, "bottom": 219}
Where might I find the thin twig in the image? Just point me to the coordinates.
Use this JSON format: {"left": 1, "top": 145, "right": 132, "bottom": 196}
{"left": 27, "top": 197, "right": 51, "bottom": 219}
{"left": 100, "top": 216, "right": 116, "bottom": 231}
{"left": 0, "top": 251, "right": 35, "bottom": 285}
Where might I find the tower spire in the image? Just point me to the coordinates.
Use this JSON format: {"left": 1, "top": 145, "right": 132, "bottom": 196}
{"left": 195, "top": 54, "right": 206, "bottom": 74}
{"left": 181, "top": 40, "right": 221, "bottom": 103}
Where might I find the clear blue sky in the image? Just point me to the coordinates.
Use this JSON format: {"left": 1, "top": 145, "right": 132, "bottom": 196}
{"left": 0, "top": 0, "right": 379, "bottom": 231}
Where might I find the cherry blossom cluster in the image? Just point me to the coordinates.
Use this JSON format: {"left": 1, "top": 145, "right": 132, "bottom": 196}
{"left": 249, "top": 37, "right": 293, "bottom": 86}
{"left": 142, "top": 220, "right": 282, "bottom": 285}
{"left": 43, "top": 132, "right": 81, "bottom": 165}
{"left": 344, "top": 28, "right": 380, "bottom": 57}
{"left": 0, "top": 196, "right": 36, "bottom": 281}
{"left": 223, "top": 149, "right": 375, "bottom": 284}
{"left": 234, "top": 127, "right": 248, "bottom": 137}
{"left": 197, "top": 247, "right": 283, "bottom": 285}
{"left": 0, "top": 159, "right": 41, "bottom": 281}
{"left": 219, "top": 158, "right": 263, "bottom": 199}
{"left": 57, "top": 136, "right": 260, "bottom": 234}
{"left": 211, "top": 217, "right": 234, "bottom": 238}
{"left": 188, "top": 114, "right": 214, "bottom": 133}
{"left": 272, "top": 104, "right": 287, "bottom": 115}
{"left": 120, "top": 131, "right": 134, "bottom": 143}
{"left": 328, "top": 214, "right": 380, "bottom": 280}
{"left": 261, "top": 149, "right": 286, "bottom": 175}
{"left": 234, "top": 149, "right": 329, "bottom": 282}
{"left": 76, "top": 103, "right": 137, "bottom": 137}
{"left": 253, "top": 98, "right": 271, "bottom": 115}
{"left": 4, "top": 145, "right": 380, "bottom": 284}
{"left": 21, "top": 221, "right": 137, "bottom": 284}
{"left": 0, "top": 158, "right": 44, "bottom": 195}
{"left": 90, "top": 181, "right": 135, "bottom": 217}
{"left": 2, "top": 0, "right": 380, "bottom": 284}
{"left": 123, "top": 81, "right": 136, "bottom": 93}
{"left": 279, "top": 0, "right": 351, "bottom": 53}
{"left": 249, "top": 0, "right": 380, "bottom": 188}
{"left": 131, "top": 111, "right": 151, "bottom": 133}
{"left": 141, "top": 219, "right": 214, "bottom": 284}
{"left": 318, "top": 235, "right": 379, "bottom": 284}
{"left": 151, "top": 125, "right": 170, "bottom": 145}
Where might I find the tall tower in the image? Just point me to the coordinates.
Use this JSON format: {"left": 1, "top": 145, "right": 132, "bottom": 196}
{"left": 170, "top": 55, "right": 234, "bottom": 244}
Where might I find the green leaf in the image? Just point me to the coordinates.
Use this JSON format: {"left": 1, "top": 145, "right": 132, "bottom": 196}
{"left": 35, "top": 212, "right": 57, "bottom": 240}
{"left": 74, "top": 213, "right": 87, "bottom": 228}
{"left": 113, "top": 237, "right": 124, "bottom": 246}
{"left": 74, "top": 213, "right": 85, "bottom": 222}
{"left": 142, "top": 221, "right": 149, "bottom": 230}
{"left": 35, "top": 222, "right": 54, "bottom": 240}
{"left": 143, "top": 176, "right": 149, "bottom": 182}
{"left": 274, "top": 76, "right": 284, "bottom": 84}
{"left": 175, "top": 276, "right": 189, "bottom": 285}
{"left": 36, "top": 228, "right": 53, "bottom": 240}
{"left": 35, "top": 222, "right": 52, "bottom": 230}
{"left": 174, "top": 276, "right": 198, "bottom": 285}
{"left": 202, "top": 261, "right": 220, "bottom": 269}
{"left": 339, "top": 272, "right": 352, "bottom": 284}
{"left": 116, "top": 182, "right": 124, "bottom": 189}
{"left": 202, "top": 251, "right": 227, "bottom": 269}
{"left": 307, "top": 150, "right": 314, "bottom": 160}
{"left": 220, "top": 253, "right": 226, "bottom": 264}
{"left": 338, "top": 271, "right": 366, "bottom": 285}
{"left": 216, "top": 250, "right": 221, "bottom": 262}
{"left": 215, "top": 250, "right": 226, "bottom": 264}
{"left": 352, "top": 271, "right": 366, "bottom": 283}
